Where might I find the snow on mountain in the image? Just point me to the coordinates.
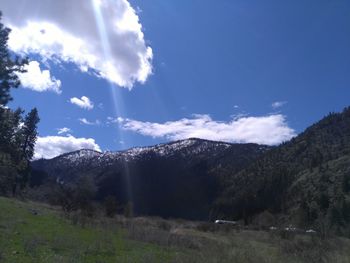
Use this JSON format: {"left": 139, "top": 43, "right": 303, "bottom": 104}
{"left": 51, "top": 138, "right": 233, "bottom": 166}
{"left": 31, "top": 138, "right": 271, "bottom": 187}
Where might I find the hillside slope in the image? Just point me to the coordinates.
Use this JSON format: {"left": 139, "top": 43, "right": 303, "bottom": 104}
{"left": 216, "top": 107, "right": 350, "bottom": 232}
{"left": 31, "top": 138, "right": 270, "bottom": 220}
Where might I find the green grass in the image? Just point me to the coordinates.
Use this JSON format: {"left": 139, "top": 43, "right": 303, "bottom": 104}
{"left": 0, "top": 197, "right": 175, "bottom": 262}
{"left": 1, "top": 196, "right": 350, "bottom": 263}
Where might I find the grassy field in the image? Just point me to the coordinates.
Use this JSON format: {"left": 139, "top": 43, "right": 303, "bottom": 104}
{"left": 0, "top": 197, "right": 350, "bottom": 263}
{"left": 0, "top": 197, "right": 176, "bottom": 262}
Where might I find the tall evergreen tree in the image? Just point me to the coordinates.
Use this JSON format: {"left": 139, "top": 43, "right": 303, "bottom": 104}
{"left": 21, "top": 108, "right": 40, "bottom": 161}
{"left": 0, "top": 12, "right": 39, "bottom": 195}
{"left": 0, "top": 11, "right": 27, "bottom": 106}
{"left": 13, "top": 108, "right": 40, "bottom": 193}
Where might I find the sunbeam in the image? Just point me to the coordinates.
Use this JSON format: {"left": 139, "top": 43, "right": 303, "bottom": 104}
{"left": 91, "top": 0, "right": 133, "bottom": 205}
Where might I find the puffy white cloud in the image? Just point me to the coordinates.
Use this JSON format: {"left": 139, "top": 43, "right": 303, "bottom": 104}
{"left": 272, "top": 101, "right": 287, "bottom": 109}
{"left": 70, "top": 96, "right": 94, "bottom": 110}
{"left": 116, "top": 114, "right": 296, "bottom": 145}
{"left": 79, "top": 118, "right": 101, "bottom": 126}
{"left": 17, "top": 61, "right": 61, "bottom": 93}
{"left": 57, "top": 127, "right": 72, "bottom": 135}
{"left": 34, "top": 135, "right": 101, "bottom": 159}
{"left": 2, "top": 0, "right": 152, "bottom": 88}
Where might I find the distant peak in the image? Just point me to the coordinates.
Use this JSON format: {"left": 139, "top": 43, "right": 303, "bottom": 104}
{"left": 53, "top": 148, "right": 102, "bottom": 160}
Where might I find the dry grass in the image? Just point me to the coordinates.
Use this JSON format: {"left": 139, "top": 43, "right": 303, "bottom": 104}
{"left": 1, "top": 197, "right": 350, "bottom": 263}
{"left": 117, "top": 216, "right": 350, "bottom": 263}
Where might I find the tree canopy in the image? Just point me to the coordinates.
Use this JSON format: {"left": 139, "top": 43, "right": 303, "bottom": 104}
{"left": 0, "top": 12, "right": 39, "bottom": 195}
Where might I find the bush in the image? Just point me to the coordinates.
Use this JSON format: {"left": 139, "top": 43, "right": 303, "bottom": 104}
{"left": 124, "top": 201, "right": 133, "bottom": 218}
{"left": 50, "top": 176, "right": 97, "bottom": 217}
{"left": 252, "top": 211, "right": 276, "bottom": 229}
{"left": 104, "top": 195, "right": 118, "bottom": 218}
{"left": 273, "top": 228, "right": 297, "bottom": 240}
{"left": 196, "top": 222, "right": 218, "bottom": 232}
{"left": 196, "top": 222, "right": 239, "bottom": 233}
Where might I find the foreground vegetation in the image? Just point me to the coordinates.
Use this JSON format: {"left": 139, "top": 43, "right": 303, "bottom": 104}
{"left": 0, "top": 12, "right": 40, "bottom": 197}
{"left": 0, "top": 197, "right": 175, "bottom": 262}
{"left": 1, "top": 197, "right": 350, "bottom": 263}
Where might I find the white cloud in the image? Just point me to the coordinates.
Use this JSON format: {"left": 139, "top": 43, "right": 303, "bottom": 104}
{"left": 17, "top": 61, "right": 61, "bottom": 93}
{"left": 70, "top": 96, "right": 94, "bottom": 110}
{"left": 57, "top": 127, "right": 72, "bottom": 135}
{"left": 106, "top": 116, "right": 124, "bottom": 126}
{"left": 272, "top": 101, "right": 287, "bottom": 109}
{"left": 79, "top": 118, "right": 101, "bottom": 126}
{"left": 34, "top": 135, "right": 101, "bottom": 159}
{"left": 115, "top": 114, "right": 296, "bottom": 145}
{"left": 2, "top": 0, "right": 152, "bottom": 89}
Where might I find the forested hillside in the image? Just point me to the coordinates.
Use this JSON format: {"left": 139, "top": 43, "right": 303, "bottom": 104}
{"left": 216, "top": 107, "right": 350, "bottom": 234}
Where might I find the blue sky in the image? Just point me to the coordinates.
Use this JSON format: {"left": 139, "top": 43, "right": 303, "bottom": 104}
{"left": 3, "top": 0, "right": 350, "bottom": 158}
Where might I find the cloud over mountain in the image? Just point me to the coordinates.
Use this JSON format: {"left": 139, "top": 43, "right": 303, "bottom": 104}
{"left": 115, "top": 114, "right": 296, "bottom": 145}
{"left": 34, "top": 135, "right": 101, "bottom": 159}
{"left": 2, "top": 0, "right": 152, "bottom": 88}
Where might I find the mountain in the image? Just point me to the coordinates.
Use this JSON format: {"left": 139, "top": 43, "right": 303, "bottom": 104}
{"left": 31, "top": 138, "right": 270, "bottom": 220}
{"left": 216, "top": 107, "right": 350, "bottom": 232}
{"left": 30, "top": 107, "right": 350, "bottom": 232}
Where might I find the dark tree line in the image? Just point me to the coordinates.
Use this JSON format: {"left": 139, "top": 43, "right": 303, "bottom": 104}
{"left": 0, "top": 11, "right": 39, "bottom": 196}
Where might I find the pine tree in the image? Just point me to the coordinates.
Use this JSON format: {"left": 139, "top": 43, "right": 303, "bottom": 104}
{"left": 21, "top": 108, "right": 40, "bottom": 161}
{"left": 15, "top": 108, "right": 40, "bottom": 192}
{"left": 0, "top": 108, "right": 23, "bottom": 194}
{"left": 0, "top": 12, "right": 27, "bottom": 106}
{"left": 0, "top": 12, "right": 39, "bottom": 195}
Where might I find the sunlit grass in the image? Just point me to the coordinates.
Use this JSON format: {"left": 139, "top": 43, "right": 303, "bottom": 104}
{"left": 0, "top": 197, "right": 174, "bottom": 262}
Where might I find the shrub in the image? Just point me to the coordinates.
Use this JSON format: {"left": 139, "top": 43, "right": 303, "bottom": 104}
{"left": 252, "top": 210, "right": 276, "bottom": 229}
{"left": 104, "top": 195, "right": 118, "bottom": 218}
{"left": 124, "top": 201, "right": 134, "bottom": 218}
{"left": 277, "top": 228, "right": 297, "bottom": 240}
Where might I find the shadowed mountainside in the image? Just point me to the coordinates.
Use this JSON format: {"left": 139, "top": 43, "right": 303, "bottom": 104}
{"left": 31, "top": 138, "right": 270, "bottom": 220}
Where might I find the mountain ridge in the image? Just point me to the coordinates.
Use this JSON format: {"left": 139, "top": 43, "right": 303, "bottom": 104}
{"left": 30, "top": 107, "right": 350, "bottom": 230}
{"left": 31, "top": 138, "right": 270, "bottom": 220}
{"left": 37, "top": 137, "right": 258, "bottom": 161}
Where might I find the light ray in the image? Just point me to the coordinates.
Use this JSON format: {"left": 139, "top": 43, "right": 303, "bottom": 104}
{"left": 91, "top": 0, "right": 133, "bottom": 206}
